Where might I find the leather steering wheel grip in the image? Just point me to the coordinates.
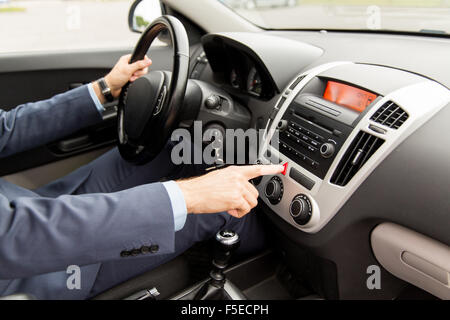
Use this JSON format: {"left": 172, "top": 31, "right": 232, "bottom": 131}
{"left": 117, "top": 15, "right": 190, "bottom": 164}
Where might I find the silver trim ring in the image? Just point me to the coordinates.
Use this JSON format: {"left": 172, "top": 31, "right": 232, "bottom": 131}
{"left": 216, "top": 230, "right": 240, "bottom": 245}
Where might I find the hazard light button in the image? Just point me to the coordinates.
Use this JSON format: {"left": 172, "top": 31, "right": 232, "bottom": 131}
{"left": 282, "top": 163, "right": 288, "bottom": 176}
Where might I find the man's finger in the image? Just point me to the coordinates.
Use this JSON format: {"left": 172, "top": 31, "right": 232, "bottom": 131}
{"left": 128, "top": 57, "right": 152, "bottom": 73}
{"left": 122, "top": 54, "right": 132, "bottom": 63}
{"left": 242, "top": 187, "right": 258, "bottom": 209}
{"left": 238, "top": 165, "right": 284, "bottom": 180}
{"left": 132, "top": 68, "right": 148, "bottom": 78}
{"left": 246, "top": 182, "right": 259, "bottom": 199}
{"left": 227, "top": 209, "right": 239, "bottom": 218}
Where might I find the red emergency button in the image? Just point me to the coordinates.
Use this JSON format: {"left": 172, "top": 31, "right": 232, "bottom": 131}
{"left": 282, "top": 163, "right": 288, "bottom": 176}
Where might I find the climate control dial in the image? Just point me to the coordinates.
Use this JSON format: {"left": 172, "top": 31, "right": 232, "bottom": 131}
{"left": 265, "top": 176, "right": 284, "bottom": 205}
{"left": 289, "top": 194, "right": 313, "bottom": 225}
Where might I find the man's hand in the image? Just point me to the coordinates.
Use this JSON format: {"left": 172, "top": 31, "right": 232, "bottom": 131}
{"left": 92, "top": 54, "right": 152, "bottom": 103}
{"left": 176, "top": 165, "right": 285, "bottom": 218}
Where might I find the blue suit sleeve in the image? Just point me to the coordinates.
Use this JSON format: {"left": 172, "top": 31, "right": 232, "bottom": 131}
{"left": 0, "top": 182, "right": 176, "bottom": 280}
{"left": 162, "top": 181, "right": 187, "bottom": 232}
{"left": 87, "top": 83, "right": 106, "bottom": 115}
{"left": 0, "top": 85, "right": 103, "bottom": 158}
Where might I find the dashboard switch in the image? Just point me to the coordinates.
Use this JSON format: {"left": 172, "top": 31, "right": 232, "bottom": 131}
{"left": 282, "top": 163, "right": 288, "bottom": 176}
{"left": 205, "top": 95, "right": 221, "bottom": 109}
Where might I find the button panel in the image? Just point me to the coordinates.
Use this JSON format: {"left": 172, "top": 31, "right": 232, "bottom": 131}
{"left": 277, "top": 107, "right": 352, "bottom": 179}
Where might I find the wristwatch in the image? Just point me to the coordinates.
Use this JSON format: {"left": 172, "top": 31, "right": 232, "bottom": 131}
{"left": 97, "top": 77, "right": 115, "bottom": 103}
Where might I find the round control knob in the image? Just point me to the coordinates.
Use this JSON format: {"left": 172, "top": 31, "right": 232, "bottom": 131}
{"left": 265, "top": 177, "right": 284, "bottom": 204}
{"left": 205, "top": 95, "right": 221, "bottom": 109}
{"left": 320, "top": 142, "right": 335, "bottom": 159}
{"left": 277, "top": 120, "right": 288, "bottom": 132}
{"left": 289, "top": 194, "right": 312, "bottom": 225}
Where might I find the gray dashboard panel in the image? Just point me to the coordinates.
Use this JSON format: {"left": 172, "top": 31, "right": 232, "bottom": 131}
{"left": 262, "top": 101, "right": 450, "bottom": 299}
{"left": 342, "top": 101, "right": 450, "bottom": 246}
{"left": 269, "top": 30, "right": 450, "bottom": 89}
{"left": 201, "top": 31, "right": 450, "bottom": 94}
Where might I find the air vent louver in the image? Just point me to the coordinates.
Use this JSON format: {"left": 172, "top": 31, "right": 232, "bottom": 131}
{"left": 371, "top": 101, "right": 409, "bottom": 129}
{"left": 331, "top": 131, "right": 384, "bottom": 186}
{"left": 289, "top": 75, "right": 306, "bottom": 90}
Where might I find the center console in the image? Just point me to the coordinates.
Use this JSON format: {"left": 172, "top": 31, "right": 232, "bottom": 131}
{"left": 256, "top": 62, "right": 450, "bottom": 233}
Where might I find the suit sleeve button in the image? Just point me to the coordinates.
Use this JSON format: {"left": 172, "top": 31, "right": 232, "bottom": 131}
{"left": 140, "top": 246, "right": 150, "bottom": 254}
{"left": 130, "top": 249, "right": 140, "bottom": 256}
{"left": 120, "top": 250, "right": 130, "bottom": 258}
{"left": 150, "top": 245, "right": 159, "bottom": 253}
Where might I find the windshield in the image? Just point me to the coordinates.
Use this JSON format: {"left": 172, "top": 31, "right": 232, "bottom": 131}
{"left": 218, "top": 0, "right": 450, "bottom": 35}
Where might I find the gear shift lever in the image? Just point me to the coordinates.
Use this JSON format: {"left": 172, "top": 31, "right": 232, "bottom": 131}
{"left": 209, "top": 230, "right": 240, "bottom": 284}
{"left": 193, "top": 230, "right": 245, "bottom": 300}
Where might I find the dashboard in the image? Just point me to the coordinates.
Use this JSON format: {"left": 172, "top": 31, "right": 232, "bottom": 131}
{"left": 198, "top": 31, "right": 450, "bottom": 299}
{"left": 257, "top": 62, "right": 448, "bottom": 233}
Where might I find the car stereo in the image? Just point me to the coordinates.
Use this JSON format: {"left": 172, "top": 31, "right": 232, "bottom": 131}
{"left": 275, "top": 79, "right": 378, "bottom": 179}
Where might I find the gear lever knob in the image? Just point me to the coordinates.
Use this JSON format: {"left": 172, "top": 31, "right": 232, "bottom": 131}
{"left": 193, "top": 230, "right": 242, "bottom": 299}
{"left": 213, "top": 230, "right": 240, "bottom": 268}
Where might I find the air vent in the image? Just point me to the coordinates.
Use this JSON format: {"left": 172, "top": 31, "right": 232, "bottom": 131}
{"left": 289, "top": 75, "right": 306, "bottom": 90}
{"left": 331, "top": 131, "right": 384, "bottom": 186}
{"left": 371, "top": 101, "right": 409, "bottom": 129}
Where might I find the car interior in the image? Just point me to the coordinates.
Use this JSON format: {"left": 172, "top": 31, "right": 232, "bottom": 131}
{"left": 0, "top": 0, "right": 449, "bottom": 300}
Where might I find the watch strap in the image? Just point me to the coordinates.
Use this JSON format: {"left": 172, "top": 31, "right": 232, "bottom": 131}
{"left": 98, "top": 77, "right": 114, "bottom": 103}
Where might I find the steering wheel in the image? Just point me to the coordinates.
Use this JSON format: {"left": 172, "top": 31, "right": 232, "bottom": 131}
{"left": 117, "top": 15, "right": 190, "bottom": 164}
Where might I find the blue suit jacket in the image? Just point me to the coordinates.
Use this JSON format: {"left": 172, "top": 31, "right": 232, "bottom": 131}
{"left": 0, "top": 86, "right": 176, "bottom": 299}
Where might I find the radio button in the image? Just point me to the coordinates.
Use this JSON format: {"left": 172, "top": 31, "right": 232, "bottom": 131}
{"left": 297, "top": 152, "right": 307, "bottom": 161}
{"left": 310, "top": 139, "right": 320, "bottom": 147}
{"left": 307, "top": 131, "right": 324, "bottom": 142}
{"left": 311, "top": 161, "right": 319, "bottom": 169}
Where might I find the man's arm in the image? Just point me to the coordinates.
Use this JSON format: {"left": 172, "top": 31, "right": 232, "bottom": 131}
{"left": 0, "top": 164, "right": 283, "bottom": 280}
{"left": 0, "top": 182, "right": 175, "bottom": 280}
{"left": 0, "top": 85, "right": 102, "bottom": 158}
{"left": 0, "top": 55, "right": 151, "bottom": 158}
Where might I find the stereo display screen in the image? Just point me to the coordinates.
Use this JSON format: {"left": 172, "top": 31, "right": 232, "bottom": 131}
{"left": 323, "top": 81, "right": 377, "bottom": 113}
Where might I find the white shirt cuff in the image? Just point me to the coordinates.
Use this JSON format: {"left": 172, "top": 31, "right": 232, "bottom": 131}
{"left": 87, "top": 83, "right": 106, "bottom": 115}
{"left": 162, "top": 181, "right": 188, "bottom": 232}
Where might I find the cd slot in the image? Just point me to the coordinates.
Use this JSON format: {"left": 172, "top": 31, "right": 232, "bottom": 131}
{"left": 292, "top": 111, "right": 334, "bottom": 135}
{"left": 294, "top": 94, "right": 361, "bottom": 126}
